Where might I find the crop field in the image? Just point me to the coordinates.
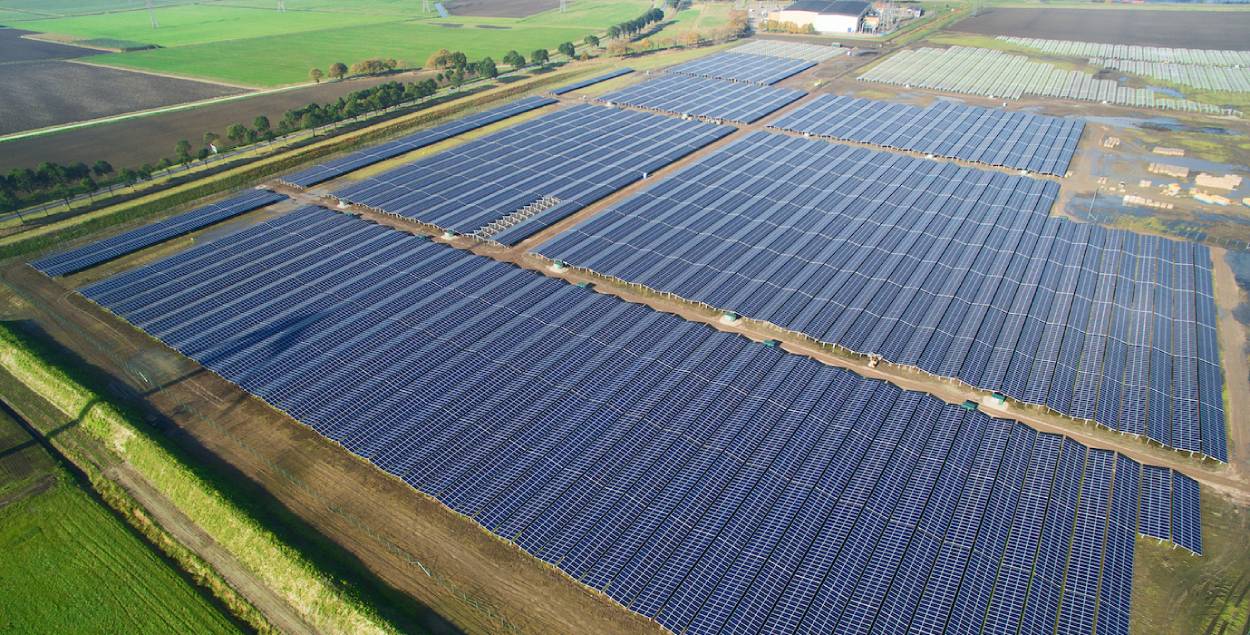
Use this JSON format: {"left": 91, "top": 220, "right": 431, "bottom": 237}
{"left": 445, "top": 0, "right": 559, "bottom": 19}
{"left": 0, "top": 27, "right": 94, "bottom": 62}
{"left": 0, "top": 0, "right": 199, "bottom": 20}
{"left": 18, "top": 5, "right": 400, "bottom": 47}
{"left": 0, "top": 70, "right": 422, "bottom": 171}
{"left": 953, "top": 8, "right": 1250, "bottom": 49}
{"left": 93, "top": 21, "right": 595, "bottom": 86}
{"left": 0, "top": 60, "right": 244, "bottom": 134}
{"left": 14, "top": 0, "right": 653, "bottom": 86}
{"left": 0, "top": 409, "right": 238, "bottom": 634}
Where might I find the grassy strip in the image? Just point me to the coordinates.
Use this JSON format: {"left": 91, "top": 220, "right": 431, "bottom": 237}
{"left": 0, "top": 65, "right": 598, "bottom": 261}
{"left": 0, "top": 322, "right": 396, "bottom": 634}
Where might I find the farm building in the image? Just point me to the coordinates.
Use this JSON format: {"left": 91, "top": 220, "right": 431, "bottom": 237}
{"left": 769, "top": 0, "right": 871, "bottom": 33}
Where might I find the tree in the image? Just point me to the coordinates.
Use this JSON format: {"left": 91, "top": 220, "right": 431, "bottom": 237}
{"left": 531, "top": 48, "right": 549, "bottom": 66}
{"left": 329, "top": 62, "right": 348, "bottom": 80}
{"left": 120, "top": 167, "right": 140, "bottom": 187}
{"left": 253, "top": 116, "right": 270, "bottom": 133}
{"left": 226, "top": 123, "right": 249, "bottom": 145}
{"left": 478, "top": 57, "right": 498, "bottom": 79}
{"left": 196, "top": 147, "right": 210, "bottom": 162}
{"left": 558, "top": 41, "right": 576, "bottom": 58}
{"left": 309, "top": 67, "right": 324, "bottom": 83}
{"left": 502, "top": 50, "right": 524, "bottom": 68}
{"left": 91, "top": 160, "right": 113, "bottom": 178}
{"left": 426, "top": 48, "right": 453, "bottom": 68}
{"left": 606, "top": 25, "right": 621, "bottom": 39}
{"left": 175, "top": 139, "right": 192, "bottom": 164}
{"left": 584, "top": 34, "right": 600, "bottom": 48}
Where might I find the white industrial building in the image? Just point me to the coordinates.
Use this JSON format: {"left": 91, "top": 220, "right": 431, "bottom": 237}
{"left": 768, "top": 0, "right": 871, "bottom": 34}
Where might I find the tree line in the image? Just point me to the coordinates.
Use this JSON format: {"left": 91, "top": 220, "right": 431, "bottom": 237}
{"left": 605, "top": 7, "right": 666, "bottom": 40}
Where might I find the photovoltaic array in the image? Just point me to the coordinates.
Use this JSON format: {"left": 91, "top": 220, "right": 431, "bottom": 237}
{"left": 333, "top": 104, "right": 732, "bottom": 245}
{"left": 540, "top": 132, "right": 1226, "bottom": 460}
{"left": 599, "top": 74, "right": 807, "bottom": 124}
{"left": 731, "top": 40, "right": 841, "bottom": 62}
{"left": 279, "top": 96, "right": 556, "bottom": 188}
{"left": 549, "top": 68, "right": 635, "bottom": 95}
{"left": 82, "top": 206, "right": 1202, "bottom": 635}
{"left": 769, "top": 94, "right": 1084, "bottom": 176}
{"left": 664, "top": 51, "right": 815, "bottom": 85}
{"left": 860, "top": 47, "right": 1232, "bottom": 115}
{"left": 31, "top": 189, "right": 286, "bottom": 277}
{"left": 1139, "top": 465, "right": 1202, "bottom": 554}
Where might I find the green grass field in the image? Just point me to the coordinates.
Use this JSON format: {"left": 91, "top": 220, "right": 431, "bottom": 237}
{"left": 20, "top": 5, "right": 399, "bottom": 47}
{"left": 94, "top": 20, "right": 595, "bottom": 86}
{"left": 15, "top": 0, "right": 652, "bottom": 86}
{"left": 0, "top": 411, "right": 239, "bottom": 634}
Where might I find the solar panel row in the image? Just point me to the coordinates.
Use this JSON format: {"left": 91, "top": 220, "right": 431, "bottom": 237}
{"left": 82, "top": 206, "right": 1200, "bottom": 635}
{"left": 550, "top": 68, "right": 635, "bottom": 95}
{"left": 333, "top": 104, "right": 732, "bottom": 245}
{"left": 731, "top": 40, "right": 841, "bottom": 62}
{"left": 278, "top": 96, "right": 556, "bottom": 188}
{"left": 665, "top": 51, "right": 815, "bottom": 85}
{"left": 768, "top": 94, "right": 1084, "bottom": 176}
{"left": 598, "top": 74, "right": 807, "bottom": 124}
{"left": 1138, "top": 466, "right": 1204, "bottom": 554}
{"left": 539, "top": 131, "right": 1226, "bottom": 460}
{"left": 30, "top": 189, "right": 286, "bottom": 277}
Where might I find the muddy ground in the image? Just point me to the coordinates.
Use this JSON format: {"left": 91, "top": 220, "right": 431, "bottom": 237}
{"left": 952, "top": 8, "right": 1250, "bottom": 49}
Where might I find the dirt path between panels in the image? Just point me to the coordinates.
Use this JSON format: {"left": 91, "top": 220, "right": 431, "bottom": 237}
{"left": 0, "top": 263, "right": 665, "bottom": 635}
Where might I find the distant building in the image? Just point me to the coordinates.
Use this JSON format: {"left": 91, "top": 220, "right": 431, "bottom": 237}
{"left": 769, "top": 0, "right": 871, "bottom": 34}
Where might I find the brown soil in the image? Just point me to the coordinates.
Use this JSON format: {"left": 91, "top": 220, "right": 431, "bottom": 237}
{"left": 0, "top": 262, "right": 664, "bottom": 635}
{"left": 0, "top": 60, "right": 245, "bottom": 136}
{"left": 0, "top": 71, "right": 430, "bottom": 171}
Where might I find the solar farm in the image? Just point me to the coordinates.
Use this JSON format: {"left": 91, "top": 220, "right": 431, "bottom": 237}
{"left": 768, "top": 94, "right": 1084, "bottom": 176}
{"left": 10, "top": 17, "right": 1250, "bottom": 635}
{"left": 860, "top": 46, "right": 1236, "bottom": 115}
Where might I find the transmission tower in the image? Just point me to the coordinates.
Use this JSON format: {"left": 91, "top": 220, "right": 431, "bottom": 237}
{"left": 422, "top": 0, "right": 430, "bottom": 13}
{"left": 560, "top": 0, "right": 567, "bottom": 12}
{"left": 146, "top": 0, "right": 159, "bottom": 28}
{"left": 277, "top": 0, "right": 286, "bottom": 11}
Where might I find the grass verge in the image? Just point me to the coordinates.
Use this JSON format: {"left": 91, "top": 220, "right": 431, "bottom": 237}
{"left": 0, "top": 322, "right": 400, "bottom": 634}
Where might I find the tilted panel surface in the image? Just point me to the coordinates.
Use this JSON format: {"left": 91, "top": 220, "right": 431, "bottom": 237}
{"left": 550, "top": 68, "right": 635, "bottom": 95}
{"left": 768, "top": 93, "right": 1084, "bottom": 176}
{"left": 539, "top": 131, "right": 1225, "bottom": 460}
{"left": 664, "top": 51, "right": 815, "bottom": 85}
{"left": 279, "top": 96, "right": 556, "bottom": 188}
{"left": 333, "top": 104, "right": 732, "bottom": 245}
{"left": 859, "top": 46, "right": 1234, "bottom": 115}
{"left": 31, "top": 189, "right": 286, "bottom": 277}
{"left": 599, "top": 74, "right": 807, "bottom": 124}
{"left": 732, "top": 40, "right": 840, "bottom": 62}
{"left": 82, "top": 206, "right": 1200, "bottom": 635}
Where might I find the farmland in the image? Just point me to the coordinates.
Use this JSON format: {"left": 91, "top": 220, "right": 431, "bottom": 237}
{"left": 0, "top": 60, "right": 244, "bottom": 135}
{"left": 94, "top": 20, "right": 595, "bottom": 86}
{"left": 12, "top": 0, "right": 655, "bottom": 86}
{"left": 0, "top": 408, "right": 239, "bottom": 634}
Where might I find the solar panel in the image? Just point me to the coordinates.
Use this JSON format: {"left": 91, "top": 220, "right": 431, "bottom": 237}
{"left": 665, "top": 52, "right": 815, "bottom": 85}
{"left": 332, "top": 104, "right": 733, "bottom": 245}
{"left": 769, "top": 94, "right": 1084, "bottom": 176}
{"left": 538, "top": 131, "right": 1226, "bottom": 460}
{"left": 279, "top": 96, "right": 556, "bottom": 188}
{"left": 732, "top": 40, "right": 841, "bottom": 62}
{"left": 599, "top": 74, "right": 806, "bottom": 124}
{"left": 80, "top": 205, "right": 1202, "bottom": 635}
{"left": 550, "top": 68, "right": 635, "bottom": 95}
{"left": 30, "top": 189, "right": 286, "bottom": 277}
